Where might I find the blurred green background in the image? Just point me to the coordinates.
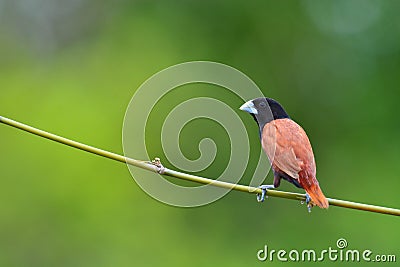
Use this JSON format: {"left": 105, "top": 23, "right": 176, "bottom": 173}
{"left": 0, "top": 0, "right": 399, "bottom": 266}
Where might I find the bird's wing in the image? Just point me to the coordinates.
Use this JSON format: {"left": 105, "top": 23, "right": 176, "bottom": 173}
{"left": 262, "top": 118, "right": 326, "bottom": 208}
{"left": 262, "top": 119, "right": 311, "bottom": 180}
{"left": 274, "top": 147, "right": 302, "bottom": 179}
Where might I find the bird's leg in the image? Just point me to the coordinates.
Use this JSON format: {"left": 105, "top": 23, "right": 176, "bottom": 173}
{"left": 257, "top": 185, "right": 275, "bottom": 202}
{"left": 304, "top": 193, "right": 313, "bottom": 213}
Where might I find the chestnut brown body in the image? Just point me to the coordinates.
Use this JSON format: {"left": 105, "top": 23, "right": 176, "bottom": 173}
{"left": 262, "top": 118, "right": 328, "bottom": 208}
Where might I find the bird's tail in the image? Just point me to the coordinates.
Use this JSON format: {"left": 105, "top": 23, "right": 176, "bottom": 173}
{"left": 305, "top": 184, "right": 329, "bottom": 209}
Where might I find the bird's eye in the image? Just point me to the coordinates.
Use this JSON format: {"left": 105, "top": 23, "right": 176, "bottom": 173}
{"left": 259, "top": 102, "right": 267, "bottom": 108}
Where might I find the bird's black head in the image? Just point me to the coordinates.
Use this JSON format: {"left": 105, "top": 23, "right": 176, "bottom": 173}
{"left": 240, "top": 97, "right": 290, "bottom": 133}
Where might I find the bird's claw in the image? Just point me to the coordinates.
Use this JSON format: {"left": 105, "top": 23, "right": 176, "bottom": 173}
{"left": 303, "top": 193, "right": 314, "bottom": 213}
{"left": 257, "top": 185, "right": 275, "bottom": 202}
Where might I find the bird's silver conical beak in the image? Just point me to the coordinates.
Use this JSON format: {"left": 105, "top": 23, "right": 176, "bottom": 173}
{"left": 239, "top": 100, "right": 258, "bottom": 114}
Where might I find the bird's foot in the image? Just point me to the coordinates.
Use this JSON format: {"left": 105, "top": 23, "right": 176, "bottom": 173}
{"left": 257, "top": 185, "right": 275, "bottom": 202}
{"left": 302, "top": 193, "right": 315, "bottom": 213}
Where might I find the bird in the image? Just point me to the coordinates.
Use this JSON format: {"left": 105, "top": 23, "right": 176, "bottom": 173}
{"left": 240, "top": 97, "right": 329, "bottom": 211}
